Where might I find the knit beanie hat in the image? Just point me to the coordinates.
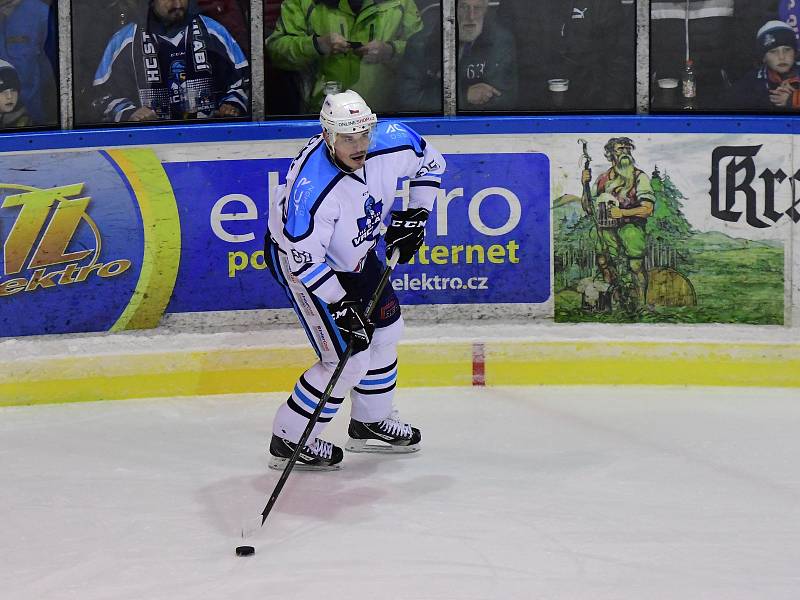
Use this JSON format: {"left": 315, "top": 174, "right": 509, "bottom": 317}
{"left": 756, "top": 20, "right": 797, "bottom": 56}
{"left": 0, "top": 59, "right": 21, "bottom": 93}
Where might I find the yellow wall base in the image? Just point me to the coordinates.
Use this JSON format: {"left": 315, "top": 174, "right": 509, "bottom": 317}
{"left": 1, "top": 341, "right": 798, "bottom": 407}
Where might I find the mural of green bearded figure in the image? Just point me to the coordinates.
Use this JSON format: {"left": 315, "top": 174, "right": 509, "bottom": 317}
{"left": 581, "top": 137, "right": 655, "bottom": 311}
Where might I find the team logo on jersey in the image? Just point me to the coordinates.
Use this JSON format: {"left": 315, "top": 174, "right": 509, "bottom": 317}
{"left": 352, "top": 195, "right": 383, "bottom": 247}
{"left": 169, "top": 60, "right": 187, "bottom": 105}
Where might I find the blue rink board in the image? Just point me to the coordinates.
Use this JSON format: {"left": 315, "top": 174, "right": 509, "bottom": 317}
{"left": 0, "top": 114, "right": 797, "bottom": 154}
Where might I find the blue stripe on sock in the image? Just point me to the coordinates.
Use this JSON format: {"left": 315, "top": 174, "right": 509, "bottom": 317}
{"left": 358, "top": 370, "right": 397, "bottom": 386}
{"left": 294, "top": 384, "right": 338, "bottom": 415}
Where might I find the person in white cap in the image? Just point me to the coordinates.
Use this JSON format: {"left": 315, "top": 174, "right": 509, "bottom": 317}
{"left": 725, "top": 20, "right": 800, "bottom": 111}
{"left": 263, "top": 89, "right": 446, "bottom": 470}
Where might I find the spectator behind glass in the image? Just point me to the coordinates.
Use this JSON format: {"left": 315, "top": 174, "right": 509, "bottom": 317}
{"left": 0, "top": 58, "right": 31, "bottom": 128}
{"left": 650, "top": 0, "right": 780, "bottom": 109}
{"left": 497, "top": 0, "right": 634, "bottom": 111}
{"left": 396, "top": 0, "right": 517, "bottom": 112}
{"left": 725, "top": 20, "right": 800, "bottom": 111}
{"left": 0, "top": 0, "right": 57, "bottom": 125}
{"left": 456, "top": 0, "right": 517, "bottom": 110}
{"left": 263, "top": 0, "right": 303, "bottom": 114}
{"left": 396, "top": 0, "right": 442, "bottom": 111}
{"left": 266, "top": 0, "right": 423, "bottom": 113}
{"left": 73, "top": 1, "right": 144, "bottom": 125}
{"left": 92, "top": 0, "right": 250, "bottom": 123}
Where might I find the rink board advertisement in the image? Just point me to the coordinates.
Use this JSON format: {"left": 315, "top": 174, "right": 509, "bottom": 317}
{"left": 547, "top": 133, "right": 794, "bottom": 325}
{"left": 0, "top": 149, "right": 179, "bottom": 337}
{"left": 0, "top": 125, "right": 796, "bottom": 338}
{"left": 163, "top": 152, "right": 549, "bottom": 312}
{"left": 0, "top": 146, "right": 549, "bottom": 337}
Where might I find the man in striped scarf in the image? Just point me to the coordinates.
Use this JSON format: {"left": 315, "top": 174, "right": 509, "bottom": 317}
{"left": 91, "top": 0, "right": 249, "bottom": 123}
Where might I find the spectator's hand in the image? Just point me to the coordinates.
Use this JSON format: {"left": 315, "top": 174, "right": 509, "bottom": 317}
{"left": 217, "top": 103, "right": 242, "bottom": 117}
{"left": 769, "top": 82, "right": 793, "bottom": 107}
{"left": 355, "top": 40, "right": 394, "bottom": 64}
{"left": 316, "top": 32, "right": 350, "bottom": 55}
{"left": 609, "top": 205, "right": 623, "bottom": 219}
{"left": 581, "top": 169, "right": 592, "bottom": 184}
{"left": 467, "top": 83, "right": 501, "bottom": 106}
{"left": 128, "top": 107, "right": 158, "bottom": 122}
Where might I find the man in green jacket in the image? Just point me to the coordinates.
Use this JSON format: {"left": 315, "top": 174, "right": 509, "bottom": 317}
{"left": 266, "top": 0, "right": 422, "bottom": 113}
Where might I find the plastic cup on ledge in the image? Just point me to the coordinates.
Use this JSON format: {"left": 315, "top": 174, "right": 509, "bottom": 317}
{"left": 547, "top": 78, "right": 569, "bottom": 107}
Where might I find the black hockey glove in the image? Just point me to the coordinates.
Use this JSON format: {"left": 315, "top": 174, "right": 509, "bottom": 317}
{"left": 384, "top": 207, "right": 429, "bottom": 264}
{"left": 328, "top": 299, "right": 375, "bottom": 354}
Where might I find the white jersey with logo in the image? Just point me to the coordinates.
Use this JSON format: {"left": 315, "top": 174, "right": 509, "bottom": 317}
{"left": 268, "top": 121, "right": 445, "bottom": 305}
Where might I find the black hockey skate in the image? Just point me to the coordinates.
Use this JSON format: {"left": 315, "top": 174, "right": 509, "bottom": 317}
{"left": 268, "top": 435, "right": 343, "bottom": 471}
{"left": 345, "top": 411, "right": 421, "bottom": 453}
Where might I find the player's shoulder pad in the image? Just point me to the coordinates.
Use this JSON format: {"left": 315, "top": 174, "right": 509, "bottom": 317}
{"left": 369, "top": 121, "right": 426, "bottom": 158}
{"left": 283, "top": 142, "right": 345, "bottom": 241}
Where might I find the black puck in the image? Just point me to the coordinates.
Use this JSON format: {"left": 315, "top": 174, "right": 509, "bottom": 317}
{"left": 235, "top": 545, "right": 255, "bottom": 557}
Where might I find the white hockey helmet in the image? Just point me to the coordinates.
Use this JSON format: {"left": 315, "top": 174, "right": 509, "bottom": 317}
{"left": 319, "top": 90, "right": 377, "bottom": 147}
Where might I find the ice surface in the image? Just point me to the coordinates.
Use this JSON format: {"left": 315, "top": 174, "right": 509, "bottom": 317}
{"left": 2, "top": 386, "right": 799, "bottom": 599}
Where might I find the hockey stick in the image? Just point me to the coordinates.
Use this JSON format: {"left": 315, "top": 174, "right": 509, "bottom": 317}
{"left": 259, "top": 248, "right": 401, "bottom": 527}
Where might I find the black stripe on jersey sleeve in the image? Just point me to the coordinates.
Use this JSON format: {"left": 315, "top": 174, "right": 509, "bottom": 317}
{"left": 409, "top": 180, "right": 441, "bottom": 188}
{"left": 293, "top": 262, "right": 315, "bottom": 277}
{"left": 306, "top": 269, "right": 336, "bottom": 293}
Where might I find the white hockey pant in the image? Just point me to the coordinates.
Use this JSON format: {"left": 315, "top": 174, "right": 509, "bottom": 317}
{"left": 273, "top": 318, "right": 403, "bottom": 443}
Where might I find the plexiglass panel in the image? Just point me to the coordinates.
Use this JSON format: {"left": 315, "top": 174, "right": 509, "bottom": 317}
{"left": 0, "top": 0, "right": 59, "bottom": 130}
{"left": 73, "top": 0, "right": 251, "bottom": 126}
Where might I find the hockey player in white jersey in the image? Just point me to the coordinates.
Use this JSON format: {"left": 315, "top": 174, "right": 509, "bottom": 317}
{"left": 264, "top": 90, "right": 446, "bottom": 470}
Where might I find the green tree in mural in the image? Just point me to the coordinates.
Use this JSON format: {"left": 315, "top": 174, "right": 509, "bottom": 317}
{"left": 646, "top": 167, "right": 694, "bottom": 254}
{"left": 554, "top": 210, "right": 595, "bottom": 290}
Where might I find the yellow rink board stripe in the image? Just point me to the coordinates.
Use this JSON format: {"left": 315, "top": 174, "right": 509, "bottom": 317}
{"left": 486, "top": 342, "right": 800, "bottom": 388}
{"left": 0, "top": 341, "right": 797, "bottom": 407}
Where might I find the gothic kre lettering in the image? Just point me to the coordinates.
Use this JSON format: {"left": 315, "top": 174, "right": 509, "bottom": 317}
{"left": 710, "top": 145, "right": 800, "bottom": 228}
